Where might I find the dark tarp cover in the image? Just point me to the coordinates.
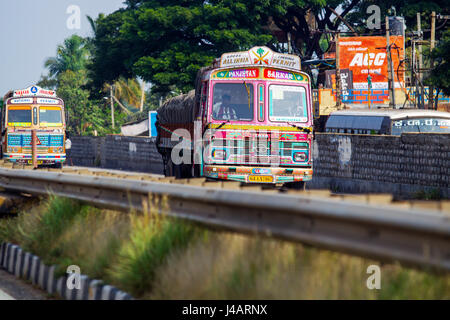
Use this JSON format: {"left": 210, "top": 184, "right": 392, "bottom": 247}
{"left": 156, "top": 90, "right": 195, "bottom": 124}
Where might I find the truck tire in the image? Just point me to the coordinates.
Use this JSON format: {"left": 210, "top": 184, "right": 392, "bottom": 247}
{"left": 164, "top": 157, "right": 175, "bottom": 177}
{"left": 192, "top": 164, "right": 201, "bottom": 178}
{"left": 174, "top": 163, "right": 182, "bottom": 179}
{"left": 182, "top": 164, "right": 193, "bottom": 179}
{"left": 53, "top": 162, "right": 63, "bottom": 169}
{"left": 174, "top": 163, "right": 192, "bottom": 179}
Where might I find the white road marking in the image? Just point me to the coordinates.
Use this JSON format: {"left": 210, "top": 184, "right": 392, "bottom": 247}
{"left": 0, "top": 288, "right": 15, "bottom": 300}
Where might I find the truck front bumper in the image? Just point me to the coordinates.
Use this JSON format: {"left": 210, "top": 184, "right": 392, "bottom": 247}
{"left": 204, "top": 165, "right": 313, "bottom": 184}
{"left": 4, "top": 154, "right": 66, "bottom": 164}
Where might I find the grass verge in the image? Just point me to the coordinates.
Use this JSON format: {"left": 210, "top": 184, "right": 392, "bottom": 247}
{"left": 0, "top": 196, "right": 448, "bottom": 299}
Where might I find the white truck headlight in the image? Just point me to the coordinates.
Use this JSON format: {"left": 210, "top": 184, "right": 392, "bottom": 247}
{"left": 213, "top": 149, "right": 227, "bottom": 160}
{"left": 294, "top": 152, "right": 307, "bottom": 162}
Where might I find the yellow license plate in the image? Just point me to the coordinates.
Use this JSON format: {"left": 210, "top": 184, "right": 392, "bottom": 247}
{"left": 248, "top": 175, "right": 274, "bottom": 183}
{"left": 28, "top": 160, "right": 43, "bottom": 164}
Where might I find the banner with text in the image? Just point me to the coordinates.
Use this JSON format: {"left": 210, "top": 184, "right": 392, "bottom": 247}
{"left": 339, "top": 36, "right": 404, "bottom": 89}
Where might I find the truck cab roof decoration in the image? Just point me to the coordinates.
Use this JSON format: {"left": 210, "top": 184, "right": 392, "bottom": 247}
{"left": 13, "top": 85, "right": 57, "bottom": 98}
{"left": 220, "top": 46, "right": 301, "bottom": 72}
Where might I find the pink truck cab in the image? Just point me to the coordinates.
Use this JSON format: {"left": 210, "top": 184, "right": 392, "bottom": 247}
{"left": 157, "top": 46, "right": 313, "bottom": 187}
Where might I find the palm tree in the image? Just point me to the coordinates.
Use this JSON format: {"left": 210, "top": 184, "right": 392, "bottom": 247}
{"left": 139, "top": 80, "right": 146, "bottom": 112}
{"left": 103, "top": 77, "right": 144, "bottom": 113}
{"left": 103, "top": 77, "right": 147, "bottom": 129}
{"left": 86, "top": 15, "right": 98, "bottom": 36}
{"left": 85, "top": 14, "right": 102, "bottom": 53}
{"left": 115, "top": 78, "right": 142, "bottom": 109}
{"left": 44, "top": 35, "right": 89, "bottom": 78}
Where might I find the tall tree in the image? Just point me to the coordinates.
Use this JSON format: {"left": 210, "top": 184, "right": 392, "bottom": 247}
{"left": 36, "top": 75, "right": 57, "bottom": 90}
{"left": 260, "top": 0, "right": 361, "bottom": 59}
{"left": 427, "top": 30, "right": 450, "bottom": 96}
{"left": 57, "top": 70, "right": 90, "bottom": 135}
{"left": 44, "top": 35, "right": 89, "bottom": 79}
{"left": 89, "top": 0, "right": 449, "bottom": 96}
{"left": 89, "top": 1, "right": 273, "bottom": 95}
{"left": 57, "top": 70, "right": 109, "bottom": 136}
{"left": 113, "top": 77, "right": 143, "bottom": 110}
{"left": 103, "top": 77, "right": 144, "bottom": 114}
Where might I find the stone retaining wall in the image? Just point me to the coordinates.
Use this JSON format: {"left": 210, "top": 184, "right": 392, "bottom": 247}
{"left": 71, "top": 133, "right": 450, "bottom": 197}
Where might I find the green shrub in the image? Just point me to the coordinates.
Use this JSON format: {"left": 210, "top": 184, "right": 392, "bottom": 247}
{"left": 107, "top": 213, "right": 199, "bottom": 296}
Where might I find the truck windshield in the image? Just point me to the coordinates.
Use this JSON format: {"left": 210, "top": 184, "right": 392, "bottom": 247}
{"left": 212, "top": 83, "right": 254, "bottom": 121}
{"left": 269, "top": 85, "right": 307, "bottom": 122}
{"left": 39, "top": 106, "right": 62, "bottom": 125}
{"left": 7, "top": 106, "right": 32, "bottom": 126}
{"left": 391, "top": 118, "right": 450, "bottom": 134}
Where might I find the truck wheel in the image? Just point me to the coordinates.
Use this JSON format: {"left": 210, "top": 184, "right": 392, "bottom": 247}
{"left": 182, "top": 164, "right": 193, "bottom": 178}
{"left": 53, "top": 162, "right": 63, "bottom": 169}
{"left": 192, "top": 164, "right": 201, "bottom": 178}
{"left": 174, "top": 164, "right": 182, "bottom": 179}
{"left": 165, "top": 158, "right": 175, "bottom": 177}
{"left": 174, "top": 164, "right": 191, "bottom": 179}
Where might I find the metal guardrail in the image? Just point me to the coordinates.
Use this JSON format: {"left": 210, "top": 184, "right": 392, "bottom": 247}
{"left": 0, "top": 167, "right": 449, "bottom": 272}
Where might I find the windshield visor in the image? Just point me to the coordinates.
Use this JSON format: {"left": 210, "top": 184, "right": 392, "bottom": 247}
{"left": 269, "top": 85, "right": 307, "bottom": 122}
{"left": 212, "top": 83, "right": 254, "bottom": 121}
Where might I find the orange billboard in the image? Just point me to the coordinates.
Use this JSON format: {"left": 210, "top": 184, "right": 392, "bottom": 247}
{"left": 339, "top": 36, "right": 404, "bottom": 89}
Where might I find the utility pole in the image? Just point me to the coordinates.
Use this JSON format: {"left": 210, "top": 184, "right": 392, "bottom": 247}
{"left": 417, "top": 13, "right": 424, "bottom": 109}
{"left": 386, "top": 17, "right": 396, "bottom": 108}
{"left": 110, "top": 85, "right": 115, "bottom": 129}
{"left": 429, "top": 11, "right": 436, "bottom": 109}
{"left": 335, "top": 32, "right": 341, "bottom": 108}
{"left": 287, "top": 32, "right": 292, "bottom": 54}
{"left": 412, "top": 38, "right": 417, "bottom": 107}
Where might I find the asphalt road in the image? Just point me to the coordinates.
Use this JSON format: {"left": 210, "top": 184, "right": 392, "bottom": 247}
{"left": 0, "top": 268, "right": 52, "bottom": 300}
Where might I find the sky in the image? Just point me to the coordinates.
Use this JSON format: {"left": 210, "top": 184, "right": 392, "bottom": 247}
{"left": 0, "top": 0, "right": 125, "bottom": 95}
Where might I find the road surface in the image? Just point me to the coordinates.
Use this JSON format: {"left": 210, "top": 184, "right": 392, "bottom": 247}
{"left": 0, "top": 268, "right": 51, "bottom": 300}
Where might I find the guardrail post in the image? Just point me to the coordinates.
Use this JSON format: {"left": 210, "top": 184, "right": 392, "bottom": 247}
{"left": 31, "top": 129, "right": 37, "bottom": 169}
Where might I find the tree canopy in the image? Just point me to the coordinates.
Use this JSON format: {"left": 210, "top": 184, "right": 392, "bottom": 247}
{"left": 89, "top": 1, "right": 274, "bottom": 95}
{"left": 428, "top": 30, "right": 450, "bottom": 96}
{"left": 44, "top": 35, "right": 89, "bottom": 79}
{"left": 89, "top": 0, "right": 362, "bottom": 94}
{"left": 38, "top": 26, "right": 151, "bottom": 135}
{"left": 36, "top": 0, "right": 450, "bottom": 135}
{"left": 89, "top": 0, "right": 449, "bottom": 96}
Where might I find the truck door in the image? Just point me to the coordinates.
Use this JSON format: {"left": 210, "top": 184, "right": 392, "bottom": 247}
{"left": 193, "top": 81, "right": 209, "bottom": 170}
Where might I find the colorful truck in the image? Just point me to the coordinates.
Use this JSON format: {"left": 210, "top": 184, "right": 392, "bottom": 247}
{"left": 156, "top": 46, "right": 313, "bottom": 187}
{"left": 1, "top": 86, "right": 66, "bottom": 167}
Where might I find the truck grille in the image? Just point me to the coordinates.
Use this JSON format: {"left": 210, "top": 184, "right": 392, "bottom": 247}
{"left": 8, "top": 134, "right": 64, "bottom": 147}
{"left": 22, "top": 146, "right": 54, "bottom": 154}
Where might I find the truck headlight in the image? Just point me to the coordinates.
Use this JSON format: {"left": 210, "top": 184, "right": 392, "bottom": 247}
{"left": 293, "top": 152, "right": 307, "bottom": 162}
{"left": 212, "top": 149, "right": 227, "bottom": 160}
